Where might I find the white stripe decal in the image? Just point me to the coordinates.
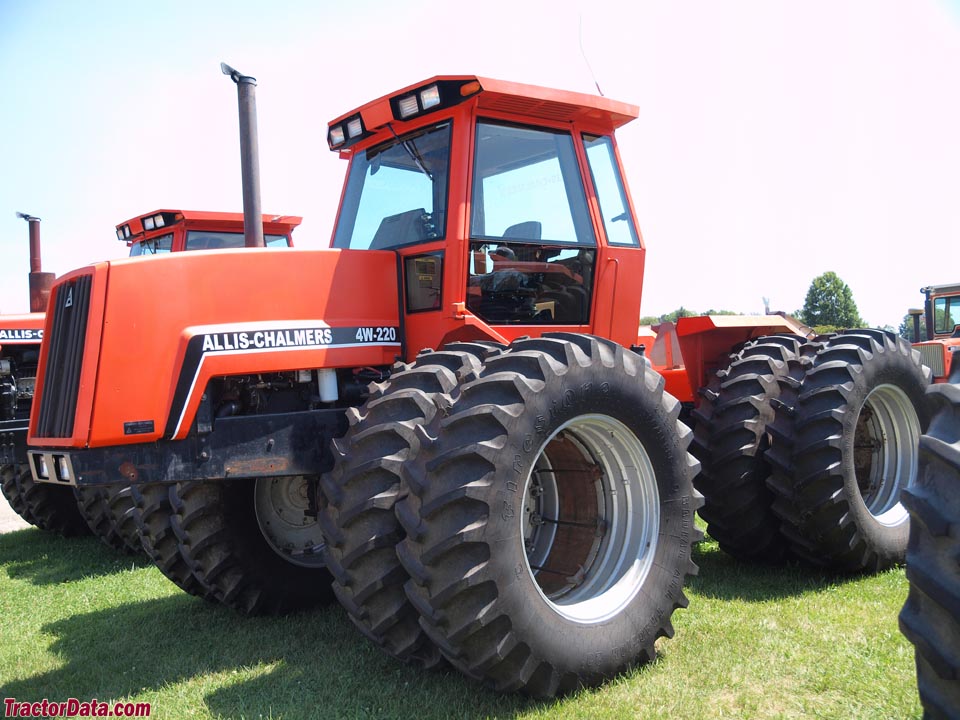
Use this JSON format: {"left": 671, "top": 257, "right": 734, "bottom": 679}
{"left": 170, "top": 328, "right": 401, "bottom": 438}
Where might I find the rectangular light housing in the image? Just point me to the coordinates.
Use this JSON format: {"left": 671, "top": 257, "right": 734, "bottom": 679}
{"left": 397, "top": 94, "right": 419, "bottom": 119}
{"left": 420, "top": 85, "right": 440, "bottom": 110}
{"left": 143, "top": 216, "right": 155, "bottom": 231}
{"left": 329, "top": 125, "right": 345, "bottom": 147}
{"left": 346, "top": 117, "right": 363, "bottom": 138}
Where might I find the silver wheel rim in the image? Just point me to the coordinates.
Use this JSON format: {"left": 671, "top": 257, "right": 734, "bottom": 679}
{"left": 521, "top": 414, "right": 660, "bottom": 624}
{"left": 254, "top": 476, "right": 326, "bottom": 567}
{"left": 853, "top": 383, "right": 920, "bottom": 527}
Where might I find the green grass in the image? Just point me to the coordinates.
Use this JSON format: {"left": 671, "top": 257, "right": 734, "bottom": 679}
{"left": 0, "top": 526, "right": 921, "bottom": 720}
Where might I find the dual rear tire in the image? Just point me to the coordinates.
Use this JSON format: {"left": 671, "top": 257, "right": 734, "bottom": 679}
{"left": 899, "top": 377, "right": 960, "bottom": 719}
{"left": 325, "top": 333, "right": 702, "bottom": 697}
{"left": 695, "top": 331, "right": 930, "bottom": 572}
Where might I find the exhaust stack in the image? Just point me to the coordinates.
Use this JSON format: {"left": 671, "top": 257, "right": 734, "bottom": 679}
{"left": 221, "top": 62, "right": 264, "bottom": 248}
{"left": 16, "top": 212, "right": 54, "bottom": 313}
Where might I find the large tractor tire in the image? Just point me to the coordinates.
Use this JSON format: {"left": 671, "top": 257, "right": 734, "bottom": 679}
{"left": 105, "top": 484, "right": 144, "bottom": 554}
{"left": 396, "top": 333, "right": 702, "bottom": 697}
{"left": 74, "top": 486, "right": 141, "bottom": 554}
{"left": 768, "top": 330, "right": 931, "bottom": 571}
{"left": 171, "top": 476, "right": 335, "bottom": 614}
{"left": 131, "top": 483, "right": 214, "bottom": 600}
{"left": 319, "top": 342, "right": 501, "bottom": 668}
{"left": 18, "top": 472, "right": 90, "bottom": 537}
{"left": 1, "top": 464, "right": 40, "bottom": 527}
{"left": 899, "top": 379, "right": 960, "bottom": 719}
{"left": 691, "top": 335, "right": 805, "bottom": 562}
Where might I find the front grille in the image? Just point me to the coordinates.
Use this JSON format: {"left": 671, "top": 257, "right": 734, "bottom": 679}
{"left": 36, "top": 274, "right": 93, "bottom": 438}
{"left": 916, "top": 342, "right": 945, "bottom": 378}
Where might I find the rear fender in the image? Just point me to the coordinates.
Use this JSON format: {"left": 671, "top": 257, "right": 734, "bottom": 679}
{"left": 652, "top": 315, "right": 807, "bottom": 404}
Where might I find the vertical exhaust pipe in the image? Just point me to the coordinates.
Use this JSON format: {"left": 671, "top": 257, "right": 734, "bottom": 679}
{"left": 221, "top": 62, "right": 264, "bottom": 248}
{"left": 908, "top": 308, "right": 924, "bottom": 343}
{"left": 16, "top": 212, "right": 54, "bottom": 312}
{"left": 921, "top": 287, "right": 935, "bottom": 341}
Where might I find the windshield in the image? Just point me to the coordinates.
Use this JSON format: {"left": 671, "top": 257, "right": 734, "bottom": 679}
{"left": 471, "top": 121, "right": 594, "bottom": 245}
{"left": 332, "top": 122, "right": 451, "bottom": 250}
{"left": 934, "top": 296, "right": 960, "bottom": 334}
{"left": 129, "top": 233, "right": 173, "bottom": 256}
{"left": 185, "top": 231, "right": 288, "bottom": 250}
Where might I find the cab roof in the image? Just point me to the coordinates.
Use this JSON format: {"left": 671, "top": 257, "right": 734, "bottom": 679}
{"left": 327, "top": 75, "right": 639, "bottom": 142}
{"left": 924, "top": 283, "right": 960, "bottom": 297}
{"left": 116, "top": 210, "right": 303, "bottom": 238}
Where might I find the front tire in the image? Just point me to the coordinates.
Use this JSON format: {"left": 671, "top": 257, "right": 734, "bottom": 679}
{"left": 171, "top": 477, "right": 335, "bottom": 614}
{"left": 397, "top": 334, "right": 702, "bottom": 697}
{"left": 19, "top": 473, "right": 90, "bottom": 537}
{"left": 899, "top": 379, "right": 960, "bottom": 719}
{"left": 75, "top": 486, "right": 141, "bottom": 554}
{"left": 1, "top": 464, "right": 39, "bottom": 526}
{"left": 132, "top": 483, "right": 214, "bottom": 600}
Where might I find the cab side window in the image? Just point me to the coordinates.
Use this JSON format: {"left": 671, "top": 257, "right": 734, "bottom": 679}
{"left": 468, "top": 121, "right": 595, "bottom": 324}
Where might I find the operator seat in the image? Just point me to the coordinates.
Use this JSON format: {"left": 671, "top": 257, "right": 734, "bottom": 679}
{"left": 503, "top": 221, "right": 542, "bottom": 240}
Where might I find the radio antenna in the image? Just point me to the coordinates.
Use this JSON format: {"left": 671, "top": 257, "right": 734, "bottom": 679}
{"left": 579, "top": 15, "right": 604, "bottom": 96}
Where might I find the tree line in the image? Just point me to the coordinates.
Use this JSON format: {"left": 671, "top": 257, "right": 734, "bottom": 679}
{"left": 643, "top": 271, "right": 878, "bottom": 336}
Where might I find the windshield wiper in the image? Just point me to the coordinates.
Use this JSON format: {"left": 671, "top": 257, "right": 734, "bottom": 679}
{"left": 387, "top": 124, "right": 433, "bottom": 181}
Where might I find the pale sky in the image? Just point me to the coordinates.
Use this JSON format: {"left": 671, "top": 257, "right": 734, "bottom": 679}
{"left": 1, "top": 0, "right": 958, "bottom": 329}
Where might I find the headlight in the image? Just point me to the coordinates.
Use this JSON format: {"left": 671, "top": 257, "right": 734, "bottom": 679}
{"left": 420, "top": 85, "right": 440, "bottom": 110}
{"left": 397, "top": 94, "right": 419, "bottom": 119}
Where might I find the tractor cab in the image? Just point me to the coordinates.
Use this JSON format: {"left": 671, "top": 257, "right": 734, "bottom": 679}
{"left": 913, "top": 282, "right": 960, "bottom": 381}
{"left": 326, "top": 76, "right": 646, "bottom": 354}
{"left": 117, "top": 209, "right": 301, "bottom": 256}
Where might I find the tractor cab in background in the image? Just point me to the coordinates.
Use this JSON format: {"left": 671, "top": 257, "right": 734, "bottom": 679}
{"left": 118, "top": 209, "right": 300, "bottom": 256}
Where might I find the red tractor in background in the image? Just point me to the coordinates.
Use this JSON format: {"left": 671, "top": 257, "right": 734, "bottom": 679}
{"left": 25, "top": 74, "right": 930, "bottom": 696}
{"left": 1, "top": 209, "right": 300, "bottom": 546}
{"left": 909, "top": 282, "right": 960, "bottom": 382}
{"left": 116, "top": 208, "right": 299, "bottom": 255}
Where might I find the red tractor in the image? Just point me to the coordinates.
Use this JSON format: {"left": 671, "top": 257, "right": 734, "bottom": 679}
{"left": 116, "top": 208, "right": 299, "bottom": 255}
{"left": 26, "top": 75, "right": 929, "bottom": 696}
{"left": 909, "top": 282, "right": 960, "bottom": 382}
{"left": 2, "top": 209, "right": 300, "bottom": 544}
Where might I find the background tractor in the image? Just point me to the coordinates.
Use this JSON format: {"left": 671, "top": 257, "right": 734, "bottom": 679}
{"left": 26, "top": 74, "right": 930, "bottom": 696}
{"left": 2, "top": 209, "right": 300, "bottom": 547}
{"left": 908, "top": 282, "right": 960, "bottom": 383}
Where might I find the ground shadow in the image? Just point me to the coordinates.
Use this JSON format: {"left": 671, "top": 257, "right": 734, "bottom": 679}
{"left": 6, "top": 593, "right": 548, "bottom": 720}
{"left": 689, "top": 539, "right": 893, "bottom": 602}
{"left": 0, "top": 529, "right": 151, "bottom": 586}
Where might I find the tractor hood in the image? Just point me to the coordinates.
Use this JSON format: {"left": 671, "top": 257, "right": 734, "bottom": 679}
{"left": 29, "top": 248, "right": 401, "bottom": 448}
